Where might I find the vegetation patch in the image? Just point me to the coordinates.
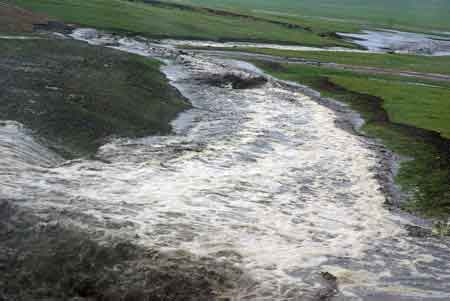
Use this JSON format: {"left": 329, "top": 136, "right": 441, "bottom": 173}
{"left": 255, "top": 61, "right": 450, "bottom": 217}
{"left": 171, "top": 0, "right": 450, "bottom": 33}
{"left": 11, "top": 0, "right": 350, "bottom": 47}
{"left": 0, "top": 38, "right": 190, "bottom": 157}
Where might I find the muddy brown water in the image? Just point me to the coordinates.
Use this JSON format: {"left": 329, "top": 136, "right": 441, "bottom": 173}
{"left": 1, "top": 29, "right": 450, "bottom": 300}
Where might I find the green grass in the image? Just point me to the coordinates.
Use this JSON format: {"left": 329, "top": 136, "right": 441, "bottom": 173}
{"left": 11, "top": 0, "right": 348, "bottom": 47}
{"left": 330, "top": 76, "right": 450, "bottom": 138}
{"left": 0, "top": 38, "right": 190, "bottom": 157}
{"left": 255, "top": 61, "right": 450, "bottom": 217}
{"left": 171, "top": 0, "right": 450, "bottom": 32}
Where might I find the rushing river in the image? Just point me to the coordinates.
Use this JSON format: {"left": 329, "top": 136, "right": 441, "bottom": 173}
{"left": 1, "top": 29, "right": 450, "bottom": 300}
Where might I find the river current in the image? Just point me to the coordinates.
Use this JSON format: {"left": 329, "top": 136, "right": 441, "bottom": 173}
{"left": 1, "top": 29, "right": 450, "bottom": 300}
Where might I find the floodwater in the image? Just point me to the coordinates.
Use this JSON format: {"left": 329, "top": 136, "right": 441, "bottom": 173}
{"left": 1, "top": 28, "right": 450, "bottom": 300}
{"left": 339, "top": 30, "right": 450, "bottom": 56}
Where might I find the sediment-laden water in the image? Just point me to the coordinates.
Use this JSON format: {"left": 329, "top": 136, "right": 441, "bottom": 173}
{"left": 1, "top": 29, "right": 450, "bottom": 300}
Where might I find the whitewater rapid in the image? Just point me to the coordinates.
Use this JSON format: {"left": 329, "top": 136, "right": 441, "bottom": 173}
{"left": 1, "top": 29, "right": 450, "bottom": 300}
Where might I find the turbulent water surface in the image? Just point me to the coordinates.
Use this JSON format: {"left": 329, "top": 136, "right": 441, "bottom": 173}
{"left": 2, "top": 29, "right": 450, "bottom": 300}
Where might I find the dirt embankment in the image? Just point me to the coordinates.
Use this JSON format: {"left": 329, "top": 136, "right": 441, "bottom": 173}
{"left": 0, "top": 1, "right": 48, "bottom": 32}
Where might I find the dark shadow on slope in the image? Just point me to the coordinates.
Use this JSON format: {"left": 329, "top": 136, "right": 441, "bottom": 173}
{"left": 0, "top": 200, "right": 242, "bottom": 301}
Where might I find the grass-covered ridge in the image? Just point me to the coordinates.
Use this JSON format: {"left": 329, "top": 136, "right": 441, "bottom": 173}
{"left": 172, "top": 0, "right": 450, "bottom": 32}
{"left": 255, "top": 61, "right": 450, "bottom": 217}
{"left": 0, "top": 38, "right": 190, "bottom": 157}
{"left": 11, "top": 0, "right": 348, "bottom": 47}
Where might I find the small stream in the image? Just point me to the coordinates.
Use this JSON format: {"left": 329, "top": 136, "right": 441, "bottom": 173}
{"left": 1, "top": 29, "right": 450, "bottom": 300}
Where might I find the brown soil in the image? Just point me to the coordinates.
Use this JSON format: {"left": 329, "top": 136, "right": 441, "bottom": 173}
{"left": 0, "top": 2, "right": 48, "bottom": 33}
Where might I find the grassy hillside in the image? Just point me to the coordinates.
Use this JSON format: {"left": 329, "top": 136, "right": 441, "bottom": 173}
{"left": 171, "top": 0, "right": 450, "bottom": 32}
{"left": 0, "top": 38, "right": 190, "bottom": 157}
{"left": 255, "top": 61, "right": 450, "bottom": 217}
{"left": 10, "top": 0, "right": 348, "bottom": 47}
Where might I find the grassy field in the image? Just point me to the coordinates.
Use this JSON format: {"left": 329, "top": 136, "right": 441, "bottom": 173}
{"left": 255, "top": 61, "right": 450, "bottom": 217}
{"left": 330, "top": 76, "right": 450, "bottom": 138}
{"left": 10, "top": 0, "right": 349, "bottom": 47}
{"left": 171, "top": 0, "right": 450, "bottom": 32}
{"left": 0, "top": 38, "right": 190, "bottom": 157}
